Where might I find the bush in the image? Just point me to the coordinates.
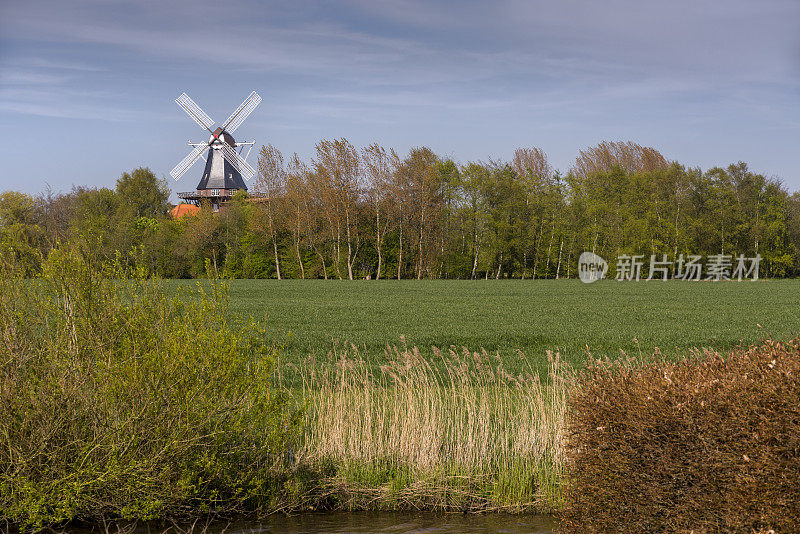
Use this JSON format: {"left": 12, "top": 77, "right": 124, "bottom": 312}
{"left": 0, "top": 240, "right": 300, "bottom": 530}
{"left": 561, "top": 341, "right": 800, "bottom": 533}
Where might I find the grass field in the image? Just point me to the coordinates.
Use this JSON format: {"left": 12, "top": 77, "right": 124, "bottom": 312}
{"left": 216, "top": 279, "right": 800, "bottom": 371}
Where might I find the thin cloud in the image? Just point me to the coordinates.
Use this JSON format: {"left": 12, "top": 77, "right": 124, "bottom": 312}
{"left": 0, "top": 99, "right": 152, "bottom": 121}
{"left": 0, "top": 70, "right": 66, "bottom": 85}
{"left": 2, "top": 57, "right": 105, "bottom": 72}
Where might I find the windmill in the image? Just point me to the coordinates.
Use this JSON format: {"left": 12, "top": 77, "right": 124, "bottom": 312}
{"left": 171, "top": 91, "right": 262, "bottom": 211}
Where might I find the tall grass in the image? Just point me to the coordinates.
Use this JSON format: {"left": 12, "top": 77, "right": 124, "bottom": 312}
{"left": 281, "top": 339, "right": 573, "bottom": 512}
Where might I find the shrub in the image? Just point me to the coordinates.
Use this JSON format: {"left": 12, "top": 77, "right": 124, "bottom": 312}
{"left": 561, "top": 341, "right": 800, "bottom": 533}
{"left": 0, "top": 241, "right": 300, "bottom": 530}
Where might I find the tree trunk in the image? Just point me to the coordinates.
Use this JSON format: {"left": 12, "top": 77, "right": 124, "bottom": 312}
{"left": 397, "top": 221, "right": 403, "bottom": 280}
{"left": 471, "top": 216, "right": 479, "bottom": 280}
{"left": 335, "top": 221, "right": 342, "bottom": 280}
{"left": 375, "top": 208, "right": 382, "bottom": 280}
{"left": 566, "top": 232, "right": 576, "bottom": 279}
{"left": 315, "top": 248, "right": 328, "bottom": 280}
{"left": 533, "top": 217, "right": 544, "bottom": 279}
{"left": 295, "top": 236, "right": 305, "bottom": 279}
{"left": 273, "top": 237, "right": 281, "bottom": 280}
{"left": 546, "top": 215, "right": 556, "bottom": 274}
{"left": 295, "top": 207, "right": 304, "bottom": 279}
{"left": 556, "top": 239, "right": 563, "bottom": 279}
{"left": 346, "top": 209, "right": 354, "bottom": 280}
{"left": 417, "top": 209, "right": 425, "bottom": 280}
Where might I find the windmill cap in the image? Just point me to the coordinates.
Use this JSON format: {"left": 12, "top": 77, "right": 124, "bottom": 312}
{"left": 210, "top": 127, "right": 236, "bottom": 147}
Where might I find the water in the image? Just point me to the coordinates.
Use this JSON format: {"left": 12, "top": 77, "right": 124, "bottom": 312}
{"left": 246, "top": 512, "right": 557, "bottom": 533}
{"left": 74, "top": 513, "right": 557, "bottom": 534}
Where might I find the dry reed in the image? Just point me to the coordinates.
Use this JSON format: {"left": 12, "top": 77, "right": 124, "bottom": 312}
{"left": 280, "top": 337, "right": 573, "bottom": 512}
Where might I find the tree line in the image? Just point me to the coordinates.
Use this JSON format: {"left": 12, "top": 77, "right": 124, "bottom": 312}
{"left": 2, "top": 140, "right": 799, "bottom": 279}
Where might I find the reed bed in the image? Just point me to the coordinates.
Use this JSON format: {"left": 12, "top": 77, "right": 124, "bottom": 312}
{"left": 280, "top": 338, "right": 574, "bottom": 512}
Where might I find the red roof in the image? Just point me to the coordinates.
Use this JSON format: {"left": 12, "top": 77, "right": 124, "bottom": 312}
{"left": 169, "top": 203, "right": 200, "bottom": 218}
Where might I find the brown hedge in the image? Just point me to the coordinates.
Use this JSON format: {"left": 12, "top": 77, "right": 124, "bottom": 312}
{"left": 560, "top": 340, "right": 800, "bottom": 534}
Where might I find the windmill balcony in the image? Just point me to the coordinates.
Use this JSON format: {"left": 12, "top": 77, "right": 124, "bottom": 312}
{"left": 176, "top": 189, "right": 268, "bottom": 201}
{"left": 177, "top": 189, "right": 234, "bottom": 199}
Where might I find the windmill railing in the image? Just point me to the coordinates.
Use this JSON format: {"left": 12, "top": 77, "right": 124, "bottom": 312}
{"left": 176, "top": 190, "right": 268, "bottom": 200}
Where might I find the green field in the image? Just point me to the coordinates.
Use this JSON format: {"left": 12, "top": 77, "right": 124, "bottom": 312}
{"left": 218, "top": 279, "right": 800, "bottom": 370}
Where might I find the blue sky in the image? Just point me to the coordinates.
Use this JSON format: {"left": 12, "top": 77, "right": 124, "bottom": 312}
{"left": 1, "top": 0, "right": 798, "bottom": 198}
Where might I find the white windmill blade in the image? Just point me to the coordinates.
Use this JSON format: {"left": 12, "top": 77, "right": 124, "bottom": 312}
{"left": 220, "top": 91, "right": 262, "bottom": 134}
{"left": 170, "top": 144, "right": 209, "bottom": 181}
{"left": 220, "top": 142, "right": 256, "bottom": 181}
{"left": 175, "top": 93, "right": 215, "bottom": 131}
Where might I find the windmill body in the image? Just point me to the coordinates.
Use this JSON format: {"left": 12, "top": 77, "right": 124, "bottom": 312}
{"left": 196, "top": 129, "right": 248, "bottom": 190}
{"left": 170, "top": 92, "right": 263, "bottom": 211}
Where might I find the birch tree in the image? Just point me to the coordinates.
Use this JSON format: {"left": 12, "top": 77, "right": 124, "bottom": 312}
{"left": 362, "top": 143, "right": 398, "bottom": 280}
{"left": 256, "top": 144, "right": 285, "bottom": 280}
{"left": 512, "top": 147, "right": 553, "bottom": 278}
{"left": 286, "top": 153, "right": 309, "bottom": 279}
{"left": 314, "top": 139, "right": 362, "bottom": 280}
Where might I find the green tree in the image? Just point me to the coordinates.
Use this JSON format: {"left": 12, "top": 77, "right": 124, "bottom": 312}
{"left": 0, "top": 192, "right": 43, "bottom": 275}
{"left": 116, "top": 167, "right": 170, "bottom": 219}
{"left": 396, "top": 147, "right": 444, "bottom": 279}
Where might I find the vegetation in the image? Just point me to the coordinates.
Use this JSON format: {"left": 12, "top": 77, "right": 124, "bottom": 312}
{"left": 0, "top": 241, "right": 299, "bottom": 530}
{"left": 220, "top": 278, "right": 800, "bottom": 372}
{"left": 3, "top": 140, "right": 800, "bottom": 280}
{"left": 0, "top": 240, "right": 572, "bottom": 527}
{"left": 561, "top": 340, "right": 800, "bottom": 534}
{"left": 282, "top": 342, "right": 571, "bottom": 513}
{"left": 2, "top": 235, "right": 797, "bottom": 530}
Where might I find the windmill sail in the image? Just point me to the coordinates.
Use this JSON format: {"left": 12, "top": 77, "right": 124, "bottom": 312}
{"left": 170, "top": 144, "right": 209, "bottom": 181}
{"left": 220, "top": 142, "right": 256, "bottom": 180}
{"left": 176, "top": 93, "right": 215, "bottom": 131}
{"left": 221, "top": 91, "right": 262, "bottom": 134}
